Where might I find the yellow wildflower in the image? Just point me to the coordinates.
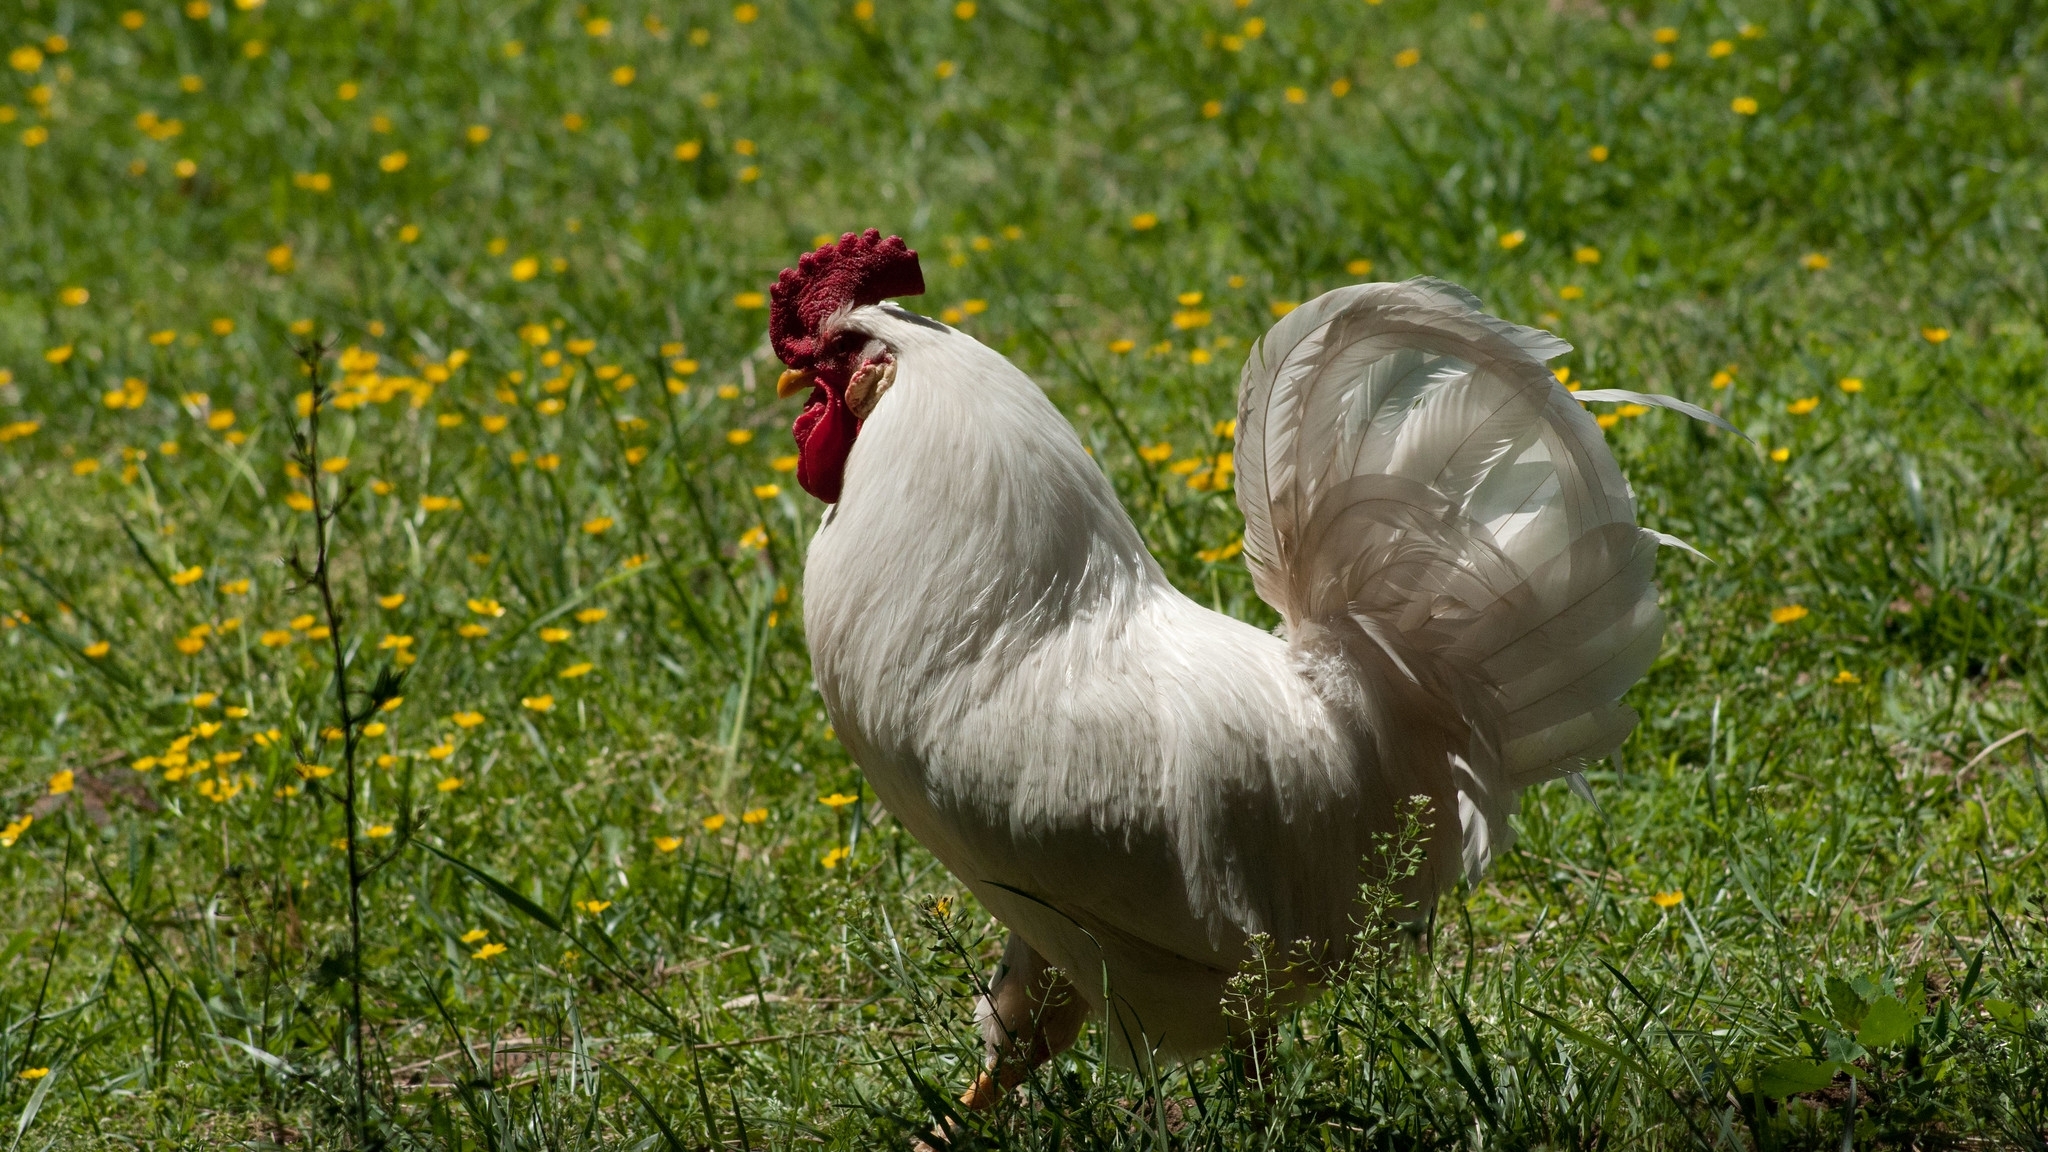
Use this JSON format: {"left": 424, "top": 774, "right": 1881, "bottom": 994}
{"left": 1770, "top": 604, "right": 1809, "bottom": 624}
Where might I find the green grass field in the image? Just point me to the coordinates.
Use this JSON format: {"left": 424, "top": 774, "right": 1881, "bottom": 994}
{"left": 4, "top": 0, "right": 2047, "bottom": 1146}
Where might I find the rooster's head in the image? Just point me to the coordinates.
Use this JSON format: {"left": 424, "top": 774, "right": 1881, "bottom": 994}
{"left": 769, "top": 229, "right": 925, "bottom": 503}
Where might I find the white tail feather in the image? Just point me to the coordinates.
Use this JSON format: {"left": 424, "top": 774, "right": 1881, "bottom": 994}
{"left": 1236, "top": 278, "right": 1683, "bottom": 877}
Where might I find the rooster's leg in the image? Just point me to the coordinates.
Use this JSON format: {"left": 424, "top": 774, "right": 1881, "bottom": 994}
{"left": 960, "top": 933, "right": 1087, "bottom": 1111}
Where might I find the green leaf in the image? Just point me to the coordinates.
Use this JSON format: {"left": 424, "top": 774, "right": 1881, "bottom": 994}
{"left": 1826, "top": 975, "right": 1867, "bottom": 1030}
{"left": 1857, "top": 995, "right": 1922, "bottom": 1049}
{"left": 1758, "top": 1057, "right": 1840, "bottom": 1100}
{"left": 421, "top": 841, "right": 565, "bottom": 934}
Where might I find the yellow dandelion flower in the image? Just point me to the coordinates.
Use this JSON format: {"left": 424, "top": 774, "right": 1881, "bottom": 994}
{"left": 1588, "top": 144, "right": 1610, "bottom": 162}
{"left": 539, "top": 627, "right": 571, "bottom": 644}
{"left": 1770, "top": 604, "right": 1809, "bottom": 624}
{"left": 379, "top": 151, "right": 408, "bottom": 172}
{"left": 1498, "top": 229, "right": 1527, "bottom": 250}
{"left": 48, "top": 770, "right": 74, "bottom": 795}
{"left": 1130, "top": 212, "right": 1159, "bottom": 231}
{"left": 582, "top": 516, "right": 614, "bottom": 534}
{"left": 771, "top": 454, "right": 799, "bottom": 472}
{"left": 654, "top": 835, "right": 683, "bottom": 852}
{"left": 559, "top": 662, "right": 594, "bottom": 679}
{"left": 522, "top": 694, "right": 555, "bottom": 712}
{"left": 16, "top": 1068, "right": 48, "bottom": 1081}
{"left": 472, "top": 942, "right": 506, "bottom": 960}
{"left": 428, "top": 743, "right": 454, "bottom": 760}
{"left": 1770, "top": 446, "right": 1792, "bottom": 462}
{"left": 1651, "top": 890, "right": 1684, "bottom": 909}
{"left": 820, "top": 792, "right": 859, "bottom": 809}
{"left": 1731, "top": 96, "right": 1759, "bottom": 115}
{"left": 1921, "top": 326, "right": 1950, "bottom": 344}
{"left": 1801, "top": 252, "right": 1830, "bottom": 270}
{"left": 1574, "top": 246, "right": 1600, "bottom": 264}
{"left": 84, "top": 640, "right": 111, "bottom": 658}
{"left": 742, "top": 807, "right": 768, "bottom": 824}
{"left": 1833, "top": 670, "right": 1861, "bottom": 685}
{"left": 366, "top": 823, "right": 394, "bottom": 838}
{"left": 733, "top": 291, "right": 767, "bottom": 310}
{"left": 1838, "top": 377, "right": 1864, "bottom": 393}
{"left": 1196, "top": 538, "right": 1244, "bottom": 564}
{"left": 821, "top": 846, "right": 850, "bottom": 869}
{"left": 1786, "top": 396, "right": 1820, "bottom": 415}
{"left": 1394, "top": 47, "right": 1420, "bottom": 67}
{"left": 460, "top": 928, "right": 488, "bottom": 944}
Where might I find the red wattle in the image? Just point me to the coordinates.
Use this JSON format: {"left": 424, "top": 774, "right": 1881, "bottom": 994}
{"left": 793, "top": 383, "right": 858, "bottom": 504}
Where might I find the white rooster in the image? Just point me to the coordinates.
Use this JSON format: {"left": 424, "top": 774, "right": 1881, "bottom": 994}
{"left": 770, "top": 230, "right": 1721, "bottom": 1109}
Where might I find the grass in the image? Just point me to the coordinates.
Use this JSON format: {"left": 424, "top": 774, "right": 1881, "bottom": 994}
{"left": 3, "top": 0, "right": 2047, "bottom": 1146}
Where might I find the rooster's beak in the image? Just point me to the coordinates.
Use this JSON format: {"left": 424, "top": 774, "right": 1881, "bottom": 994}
{"left": 776, "top": 368, "right": 813, "bottom": 399}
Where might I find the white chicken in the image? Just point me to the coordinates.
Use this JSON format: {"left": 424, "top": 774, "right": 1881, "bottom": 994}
{"left": 769, "top": 230, "right": 1720, "bottom": 1109}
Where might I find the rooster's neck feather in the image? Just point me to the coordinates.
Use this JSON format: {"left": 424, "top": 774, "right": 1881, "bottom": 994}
{"left": 802, "top": 306, "right": 1168, "bottom": 708}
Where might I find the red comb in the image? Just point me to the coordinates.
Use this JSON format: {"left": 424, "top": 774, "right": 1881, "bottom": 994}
{"left": 769, "top": 230, "right": 924, "bottom": 368}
